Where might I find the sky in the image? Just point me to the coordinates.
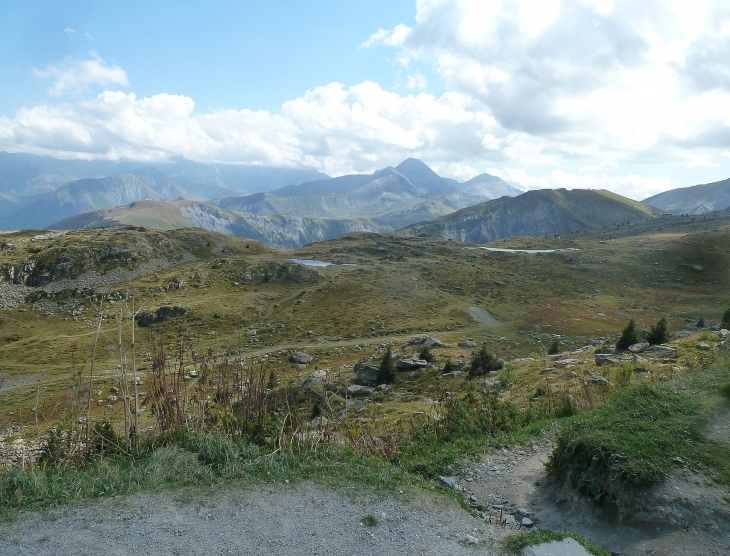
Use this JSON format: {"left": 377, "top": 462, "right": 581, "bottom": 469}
{"left": 1, "top": 0, "right": 729, "bottom": 200}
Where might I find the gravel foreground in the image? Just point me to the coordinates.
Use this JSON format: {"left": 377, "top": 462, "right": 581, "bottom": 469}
{"left": 0, "top": 483, "right": 506, "bottom": 556}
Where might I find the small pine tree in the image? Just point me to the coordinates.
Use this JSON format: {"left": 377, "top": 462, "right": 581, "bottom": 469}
{"left": 696, "top": 317, "right": 706, "bottom": 328}
{"left": 418, "top": 345, "right": 435, "bottom": 362}
{"left": 469, "top": 345, "right": 504, "bottom": 378}
{"left": 722, "top": 303, "right": 730, "bottom": 329}
{"left": 646, "top": 317, "right": 670, "bottom": 345}
{"left": 547, "top": 338, "right": 560, "bottom": 355}
{"left": 442, "top": 358, "right": 457, "bottom": 374}
{"left": 616, "top": 318, "right": 639, "bottom": 350}
{"left": 377, "top": 347, "right": 396, "bottom": 384}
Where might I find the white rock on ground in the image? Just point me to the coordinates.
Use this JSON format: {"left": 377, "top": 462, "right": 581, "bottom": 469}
{"left": 523, "top": 538, "right": 592, "bottom": 556}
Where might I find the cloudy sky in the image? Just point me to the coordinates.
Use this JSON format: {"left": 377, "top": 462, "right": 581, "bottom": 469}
{"left": 1, "top": 0, "right": 729, "bottom": 199}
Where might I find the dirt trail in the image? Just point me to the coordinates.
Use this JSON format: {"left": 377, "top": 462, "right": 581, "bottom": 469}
{"left": 0, "top": 483, "right": 510, "bottom": 556}
{"left": 459, "top": 443, "right": 730, "bottom": 556}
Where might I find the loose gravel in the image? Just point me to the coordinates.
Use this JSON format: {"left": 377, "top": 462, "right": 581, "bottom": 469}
{"left": 0, "top": 483, "right": 506, "bottom": 555}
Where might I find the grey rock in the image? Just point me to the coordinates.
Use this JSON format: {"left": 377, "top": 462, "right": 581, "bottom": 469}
{"left": 643, "top": 345, "right": 677, "bottom": 358}
{"left": 290, "top": 351, "right": 313, "bottom": 364}
{"left": 437, "top": 475, "right": 456, "bottom": 490}
{"left": 354, "top": 356, "right": 380, "bottom": 385}
{"left": 523, "top": 538, "right": 592, "bottom": 556}
{"left": 396, "top": 358, "right": 428, "bottom": 371}
{"left": 302, "top": 370, "right": 328, "bottom": 387}
{"left": 628, "top": 342, "right": 649, "bottom": 353}
{"left": 346, "top": 385, "right": 374, "bottom": 397}
{"left": 696, "top": 342, "right": 712, "bottom": 351}
{"left": 595, "top": 354, "right": 618, "bottom": 366}
{"left": 554, "top": 358, "right": 581, "bottom": 368}
{"left": 458, "top": 340, "right": 477, "bottom": 349}
{"left": 407, "top": 336, "right": 444, "bottom": 347}
{"left": 521, "top": 517, "right": 534, "bottom": 527}
{"left": 719, "top": 329, "right": 729, "bottom": 339}
{"left": 504, "top": 514, "right": 517, "bottom": 526}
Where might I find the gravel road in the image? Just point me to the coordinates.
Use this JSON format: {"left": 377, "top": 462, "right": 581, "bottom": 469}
{"left": 0, "top": 483, "right": 506, "bottom": 555}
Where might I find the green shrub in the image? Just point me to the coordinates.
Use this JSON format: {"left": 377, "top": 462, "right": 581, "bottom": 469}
{"left": 646, "top": 317, "right": 670, "bottom": 345}
{"left": 616, "top": 364, "right": 633, "bottom": 387}
{"left": 696, "top": 317, "right": 706, "bottom": 328}
{"left": 547, "top": 384, "right": 708, "bottom": 504}
{"left": 497, "top": 364, "right": 516, "bottom": 387}
{"left": 418, "top": 345, "right": 435, "bottom": 363}
{"left": 616, "top": 318, "right": 639, "bottom": 350}
{"left": 469, "top": 345, "right": 504, "bottom": 377}
{"left": 442, "top": 358, "right": 457, "bottom": 374}
{"left": 377, "top": 347, "right": 396, "bottom": 384}
{"left": 720, "top": 383, "right": 730, "bottom": 400}
{"left": 722, "top": 303, "right": 730, "bottom": 329}
{"left": 547, "top": 338, "right": 560, "bottom": 355}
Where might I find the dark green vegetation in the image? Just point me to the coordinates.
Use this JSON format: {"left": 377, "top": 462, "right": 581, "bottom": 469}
{"left": 503, "top": 529, "right": 611, "bottom": 556}
{"left": 469, "top": 345, "right": 504, "bottom": 377}
{"left": 401, "top": 188, "right": 663, "bottom": 244}
{"left": 647, "top": 317, "right": 670, "bottom": 345}
{"left": 547, "top": 338, "right": 560, "bottom": 355}
{"left": 547, "top": 357, "right": 730, "bottom": 504}
{"left": 377, "top": 347, "right": 396, "bottom": 383}
{"left": 616, "top": 318, "right": 639, "bottom": 350}
{"left": 722, "top": 302, "right": 730, "bottom": 329}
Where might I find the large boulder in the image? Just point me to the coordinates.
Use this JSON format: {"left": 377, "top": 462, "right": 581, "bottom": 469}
{"left": 354, "top": 355, "right": 380, "bottom": 384}
{"left": 643, "top": 345, "right": 677, "bottom": 358}
{"left": 628, "top": 342, "right": 649, "bottom": 353}
{"left": 290, "top": 351, "right": 313, "bottom": 364}
{"left": 396, "top": 358, "right": 429, "bottom": 371}
{"left": 595, "top": 354, "right": 618, "bottom": 366}
{"left": 347, "top": 385, "right": 374, "bottom": 397}
{"left": 301, "top": 369, "right": 327, "bottom": 387}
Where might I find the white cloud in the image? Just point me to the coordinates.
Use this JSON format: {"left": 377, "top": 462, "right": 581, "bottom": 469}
{"left": 361, "top": 24, "right": 412, "bottom": 47}
{"left": 435, "top": 162, "right": 480, "bottom": 181}
{"left": 406, "top": 73, "right": 427, "bottom": 89}
{"left": 374, "top": 0, "right": 730, "bottom": 172}
{"left": 33, "top": 54, "right": 129, "bottom": 97}
{"left": 64, "top": 28, "right": 76, "bottom": 40}
{"left": 0, "top": 83, "right": 500, "bottom": 174}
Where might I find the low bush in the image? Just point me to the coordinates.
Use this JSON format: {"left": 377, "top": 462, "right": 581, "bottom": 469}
{"left": 469, "top": 345, "right": 503, "bottom": 377}
{"left": 546, "top": 384, "right": 726, "bottom": 504}
{"left": 547, "top": 339, "right": 560, "bottom": 355}
{"left": 646, "top": 317, "right": 670, "bottom": 345}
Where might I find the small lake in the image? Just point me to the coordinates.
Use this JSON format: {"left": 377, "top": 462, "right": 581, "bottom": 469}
{"left": 474, "top": 247, "right": 580, "bottom": 254}
{"left": 290, "top": 259, "right": 357, "bottom": 267}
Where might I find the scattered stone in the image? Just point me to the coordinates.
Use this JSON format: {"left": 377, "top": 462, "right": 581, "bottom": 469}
{"left": 595, "top": 354, "right": 618, "bottom": 366}
{"left": 696, "top": 342, "right": 712, "bottom": 351}
{"left": 524, "top": 538, "right": 592, "bottom": 556}
{"left": 521, "top": 517, "right": 534, "bottom": 527}
{"left": 302, "top": 370, "right": 328, "bottom": 387}
{"left": 437, "top": 475, "right": 456, "bottom": 490}
{"left": 346, "top": 385, "right": 374, "bottom": 397}
{"left": 643, "top": 345, "right": 677, "bottom": 358}
{"left": 554, "top": 358, "right": 581, "bottom": 368}
{"left": 396, "top": 358, "right": 428, "bottom": 371}
{"left": 504, "top": 514, "right": 517, "bottom": 526}
{"left": 354, "top": 356, "right": 380, "bottom": 384}
{"left": 439, "top": 371, "right": 463, "bottom": 379}
{"left": 458, "top": 340, "right": 477, "bottom": 349}
{"left": 584, "top": 369, "right": 613, "bottom": 386}
{"left": 290, "top": 351, "right": 313, "bottom": 364}
{"left": 628, "top": 342, "right": 649, "bottom": 353}
{"left": 465, "top": 534, "right": 479, "bottom": 546}
{"left": 406, "top": 336, "right": 444, "bottom": 347}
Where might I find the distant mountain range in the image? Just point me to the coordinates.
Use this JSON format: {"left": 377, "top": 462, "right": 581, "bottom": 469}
{"left": 400, "top": 188, "right": 663, "bottom": 244}
{"left": 50, "top": 200, "right": 385, "bottom": 249}
{"left": 0, "top": 151, "right": 328, "bottom": 228}
{"left": 643, "top": 178, "right": 730, "bottom": 215}
{"left": 213, "top": 158, "right": 519, "bottom": 221}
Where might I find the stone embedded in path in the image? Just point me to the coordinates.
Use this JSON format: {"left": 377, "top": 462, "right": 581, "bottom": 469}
{"left": 523, "top": 538, "right": 592, "bottom": 556}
